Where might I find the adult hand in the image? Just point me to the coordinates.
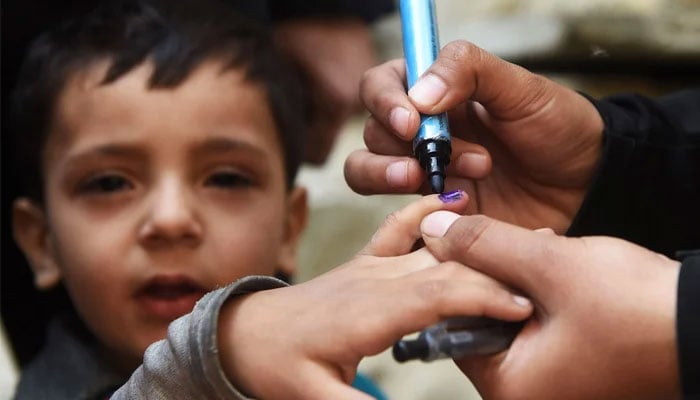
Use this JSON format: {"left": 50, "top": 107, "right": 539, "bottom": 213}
{"left": 345, "top": 41, "right": 605, "bottom": 232}
{"left": 420, "top": 211, "right": 681, "bottom": 399}
{"left": 274, "top": 18, "right": 377, "bottom": 164}
{"left": 218, "top": 193, "right": 533, "bottom": 399}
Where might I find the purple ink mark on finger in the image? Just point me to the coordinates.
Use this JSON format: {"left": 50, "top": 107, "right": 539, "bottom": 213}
{"left": 438, "top": 190, "right": 463, "bottom": 203}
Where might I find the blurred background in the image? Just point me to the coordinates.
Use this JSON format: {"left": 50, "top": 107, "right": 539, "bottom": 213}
{"left": 1, "top": 0, "right": 698, "bottom": 398}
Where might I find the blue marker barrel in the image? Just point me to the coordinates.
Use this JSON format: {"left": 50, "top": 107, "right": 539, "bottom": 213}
{"left": 399, "top": 0, "right": 451, "bottom": 193}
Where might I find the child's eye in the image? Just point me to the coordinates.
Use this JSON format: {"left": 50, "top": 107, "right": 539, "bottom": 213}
{"left": 205, "top": 171, "right": 254, "bottom": 189}
{"left": 78, "top": 174, "right": 133, "bottom": 194}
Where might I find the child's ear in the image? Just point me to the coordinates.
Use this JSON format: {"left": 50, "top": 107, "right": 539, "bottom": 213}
{"left": 12, "top": 198, "right": 62, "bottom": 290}
{"left": 277, "top": 186, "right": 308, "bottom": 277}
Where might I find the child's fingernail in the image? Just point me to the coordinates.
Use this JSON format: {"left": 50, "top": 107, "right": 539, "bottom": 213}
{"left": 513, "top": 295, "right": 532, "bottom": 307}
{"left": 408, "top": 74, "right": 448, "bottom": 107}
{"left": 438, "top": 190, "right": 463, "bottom": 203}
{"left": 421, "top": 210, "right": 460, "bottom": 238}
{"left": 389, "top": 107, "right": 411, "bottom": 138}
{"left": 386, "top": 161, "right": 409, "bottom": 188}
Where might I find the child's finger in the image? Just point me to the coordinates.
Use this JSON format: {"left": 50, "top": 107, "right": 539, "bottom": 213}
{"left": 396, "top": 261, "right": 532, "bottom": 322}
{"left": 360, "top": 248, "right": 439, "bottom": 279}
{"left": 358, "top": 192, "right": 468, "bottom": 257}
{"left": 298, "top": 371, "right": 374, "bottom": 400}
{"left": 346, "top": 261, "right": 532, "bottom": 357}
{"left": 262, "top": 363, "right": 374, "bottom": 400}
{"left": 310, "top": 384, "right": 373, "bottom": 400}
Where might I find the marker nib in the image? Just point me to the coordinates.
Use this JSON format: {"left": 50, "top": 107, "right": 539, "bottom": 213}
{"left": 430, "top": 174, "right": 445, "bottom": 194}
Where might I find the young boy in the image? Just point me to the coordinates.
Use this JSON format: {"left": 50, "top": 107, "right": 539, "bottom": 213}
{"left": 9, "top": 1, "right": 531, "bottom": 398}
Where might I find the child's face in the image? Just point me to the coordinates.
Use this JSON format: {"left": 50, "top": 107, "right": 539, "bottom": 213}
{"left": 13, "top": 61, "right": 307, "bottom": 369}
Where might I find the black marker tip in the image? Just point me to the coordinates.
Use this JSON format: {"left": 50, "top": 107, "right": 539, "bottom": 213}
{"left": 393, "top": 338, "right": 429, "bottom": 363}
{"left": 430, "top": 174, "right": 445, "bottom": 194}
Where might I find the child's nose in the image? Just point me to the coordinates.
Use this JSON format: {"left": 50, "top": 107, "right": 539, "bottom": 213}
{"left": 138, "top": 177, "right": 202, "bottom": 248}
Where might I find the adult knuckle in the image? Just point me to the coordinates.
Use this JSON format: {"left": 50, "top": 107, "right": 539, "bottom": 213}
{"left": 382, "top": 210, "right": 402, "bottom": 229}
{"left": 443, "top": 40, "right": 477, "bottom": 64}
{"left": 518, "top": 73, "right": 554, "bottom": 113}
{"left": 449, "top": 215, "right": 493, "bottom": 255}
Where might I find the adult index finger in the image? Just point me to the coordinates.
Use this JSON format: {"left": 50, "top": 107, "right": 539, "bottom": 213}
{"left": 344, "top": 150, "right": 425, "bottom": 195}
{"left": 360, "top": 58, "right": 422, "bottom": 140}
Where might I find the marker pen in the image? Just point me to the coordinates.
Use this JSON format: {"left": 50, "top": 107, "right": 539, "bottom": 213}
{"left": 399, "top": 0, "right": 451, "bottom": 194}
{"left": 396, "top": 2, "right": 521, "bottom": 362}
{"left": 393, "top": 317, "right": 523, "bottom": 363}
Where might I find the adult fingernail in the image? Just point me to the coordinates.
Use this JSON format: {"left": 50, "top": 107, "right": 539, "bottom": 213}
{"left": 386, "top": 161, "right": 409, "bottom": 188}
{"left": 389, "top": 107, "right": 411, "bottom": 138}
{"left": 512, "top": 295, "right": 532, "bottom": 307}
{"left": 421, "top": 210, "right": 460, "bottom": 238}
{"left": 408, "top": 74, "right": 448, "bottom": 107}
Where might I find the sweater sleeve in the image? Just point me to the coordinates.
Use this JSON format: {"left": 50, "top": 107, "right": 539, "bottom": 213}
{"left": 677, "top": 252, "right": 700, "bottom": 398}
{"left": 567, "top": 89, "right": 700, "bottom": 257}
{"left": 111, "top": 275, "right": 288, "bottom": 399}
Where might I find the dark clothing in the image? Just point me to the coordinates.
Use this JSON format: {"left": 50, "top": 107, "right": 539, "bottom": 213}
{"left": 568, "top": 89, "right": 700, "bottom": 256}
{"left": 678, "top": 251, "right": 700, "bottom": 398}
{"left": 568, "top": 89, "right": 700, "bottom": 398}
{"left": 13, "top": 316, "right": 127, "bottom": 400}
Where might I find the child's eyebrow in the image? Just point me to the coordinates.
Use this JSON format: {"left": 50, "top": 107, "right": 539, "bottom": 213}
{"left": 190, "top": 137, "right": 268, "bottom": 159}
{"left": 64, "top": 144, "right": 148, "bottom": 165}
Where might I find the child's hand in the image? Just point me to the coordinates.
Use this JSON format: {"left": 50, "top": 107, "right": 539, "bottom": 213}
{"left": 217, "top": 193, "right": 533, "bottom": 399}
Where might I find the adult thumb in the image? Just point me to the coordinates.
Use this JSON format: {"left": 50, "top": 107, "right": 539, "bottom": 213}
{"left": 420, "top": 211, "right": 563, "bottom": 296}
{"left": 408, "top": 40, "right": 555, "bottom": 122}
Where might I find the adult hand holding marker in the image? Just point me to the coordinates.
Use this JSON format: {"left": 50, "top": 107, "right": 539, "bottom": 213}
{"left": 392, "top": 0, "right": 521, "bottom": 363}
{"left": 346, "top": 7, "right": 602, "bottom": 234}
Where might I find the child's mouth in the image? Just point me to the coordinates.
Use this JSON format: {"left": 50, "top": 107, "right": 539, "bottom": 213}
{"left": 135, "top": 275, "right": 209, "bottom": 320}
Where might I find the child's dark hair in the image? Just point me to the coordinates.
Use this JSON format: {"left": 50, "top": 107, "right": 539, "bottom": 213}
{"left": 11, "top": 0, "right": 306, "bottom": 202}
